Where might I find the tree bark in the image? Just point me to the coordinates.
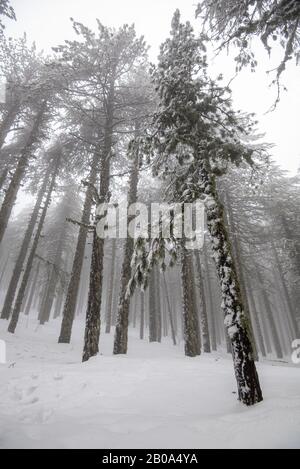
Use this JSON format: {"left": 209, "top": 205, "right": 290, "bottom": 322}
{"left": 194, "top": 251, "right": 211, "bottom": 353}
{"left": 200, "top": 160, "right": 263, "bottom": 406}
{"left": 203, "top": 242, "right": 217, "bottom": 351}
{"left": 0, "top": 102, "right": 48, "bottom": 245}
{"left": 82, "top": 80, "right": 115, "bottom": 362}
{"left": 162, "top": 272, "right": 177, "bottom": 346}
{"left": 225, "top": 193, "right": 259, "bottom": 361}
{"left": 181, "top": 244, "right": 201, "bottom": 357}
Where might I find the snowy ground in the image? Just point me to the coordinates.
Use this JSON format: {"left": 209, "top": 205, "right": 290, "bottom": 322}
{"left": 0, "top": 315, "right": 300, "bottom": 449}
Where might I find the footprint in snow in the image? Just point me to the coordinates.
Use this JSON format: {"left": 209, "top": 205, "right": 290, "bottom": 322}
{"left": 53, "top": 374, "right": 64, "bottom": 381}
{"left": 26, "top": 386, "right": 38, "bottom": 396}
{"left": 25, "top": 396, "right": 39, "bottom": 405}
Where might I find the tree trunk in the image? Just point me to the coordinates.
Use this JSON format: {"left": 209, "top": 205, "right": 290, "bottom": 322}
{"left": 139, "top": 291, "right": 145, "bottom": 340}
{"left": 246, "top": 283, "right": 267, "bottom": 358}
{"left": 271, "top": 239, "right": 299, "bottom": 338}
{"left": 256, "top": 268, "right": 283, "bottom": 359}
{"left": 113, "top": 128, "right": 140, "bottom": 355}
{"left": 0, "top": 103, "right": 20, "bottom": 151}
{"left": 203, "top": 242, "right": 217, "bottom": 351}
{"left": 181, "top": 244, "right": 201, "bottom": 357}
{"left": 0, "top": 102, "right": 48, "bottom": 244}
{"left": 225, "top": 193, "right": 259, "bottom": 361}
{"left": 255, "top": 294, "right": 272, "bottom": 355}
{"left": 0, "top": 255, "right": 9, "bottom": 288}
{"left": 39, "top": 225, "right": 66, "bottom": 325}
{"left": 82, "top": 80, "right": 115, "bottom": 362}
{"left": 155, "top": 267, "right": 162, "bottom": 343}
{"left": 194, "top": 251, "right": 211, "bottom": 353}
{"left": 162, "top": 272, "right": 177, "bottom": 346}
{"left": 0, "top": 168, "right": 8, "bottom": 192}
{"left": 200, "top": 160, "right": 263, "bottom": 406}
{"left": 58, "top": 159, "right": 97, "bottom": 343}
{"left": 1, "top": 162, "right": 52, "bottom": 319}
{"left": 148, "top": 268, "right": 159, "bottom": 343}
{"left": 105, "top": 239, "right": 116, "bottom": 334}
{"left": 24, "top": 261, "right": 41, "bottom": 316}
{"left": 53, "top": 290, "right": 64, "bottom": 319}
{"left": 8, "top": 153, "right": 60, "bottom": 334}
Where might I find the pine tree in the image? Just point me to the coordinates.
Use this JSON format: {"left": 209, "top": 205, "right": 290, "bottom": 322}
{"left": 8, "top": 147, "right": 61, "bottom": 333}
{"left": 58, "top": 153, "right": 98, "bottom": 344}
{"left": 0, "top": 101, "right": 49, "bottom": 244}
{"left": 1, "top": 156, "right": 53, "bottom": 319}
{"left": 129, "top": 11, "right": 263, "bottom": 405}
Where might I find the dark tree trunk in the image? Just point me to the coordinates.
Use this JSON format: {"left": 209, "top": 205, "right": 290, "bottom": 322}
{"left": 0, "top": 255, "right": 9, "bottom": 288}
{"left": 200, "top": 160, "right": 263, "bottom": 406}
{"left": 105, "top": 239, "right": 116, "bottom": 334}
{"left": 148, "top": 269, "right": 158, "bottom": 343}
{"left": 82, "top": 81, "right": 115, "bottom": 362}
{"left": 181, "top": 245, "right": 201, "bottom": 357}
{"left": 246, "top": 283, "right": 267, "bottom": 357}
{"left": 113, "top": 129, "right": 140, "bottom": 355}
{"left": 255, "top": 294, "right": 272, "bottom": 355}
{"left": 58, "top": 159, "right": 97, "bottom": 344}
{"left": 0, "top": 102, "right": 48, "bottom": 245}
{"left": 39, "top": 225, "right": 66, "bottom": 325}
{"left": 24, "top": 261, "right": 41, "bottom": 316}
{"left": 8, "top": 154, "right": 60, "bottom": 334}
{"left": 225, "top": 193, "right": 259, "bottom": 361}
{"left": 0, "top": 103, "right": 20, "bottom": 151}
{"left": 203, "top": 242, "right": 217, "bottom": 351}
{"left": 155, "top": 267, "right": 162, "bottom": 343}
{"left": 162, "top": 273, "right": 177, "bottom": 346}
{"left": 0, "top": 168, "right": 8, "bottom": 192}
{"left": 256, "top": 268, "right": 283, "bottom": 359}
{"left": 194, "top": 251, "right": 211, "bottom": 353}
{"left": 1, "top": 163, "right": 52, "bottom": 319}
{"left": 82, "top": 229, "right": 106, "bottom": 361}
{"left": 139, "top": 291, "right": 145, "bottom": 340}
{"left": 271, "top": 239, "right": 299, "bottom": 338}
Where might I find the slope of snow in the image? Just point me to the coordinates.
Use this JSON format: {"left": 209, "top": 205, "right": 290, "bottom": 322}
{"left": 0, "top": 316, "right": 299, "bottom": 449}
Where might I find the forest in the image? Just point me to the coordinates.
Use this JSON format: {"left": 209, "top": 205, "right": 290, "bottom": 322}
{"left": 0, "top": 0, "right": 299, "bottom": 450}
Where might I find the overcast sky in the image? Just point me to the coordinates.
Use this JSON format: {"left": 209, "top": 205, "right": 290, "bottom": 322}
{"left": 4, "top": 0, "right": 300, "bottom": 174}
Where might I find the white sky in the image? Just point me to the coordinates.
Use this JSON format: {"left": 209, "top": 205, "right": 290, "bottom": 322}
{"left": 4, "top": 0, "right": 300, "bottom": 174}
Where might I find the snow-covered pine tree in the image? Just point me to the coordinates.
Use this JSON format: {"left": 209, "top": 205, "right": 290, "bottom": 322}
{"left": 129, "top": 11, "right": 264, "bottom": 406}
